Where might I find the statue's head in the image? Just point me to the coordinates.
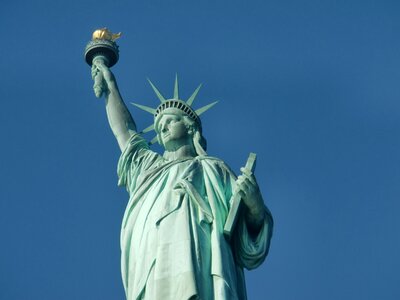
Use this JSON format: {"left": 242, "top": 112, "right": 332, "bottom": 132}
{"left": 131, "top": 76, "right": 217, "bottom": 156}
{"left": 154, "top": 100, "right": 207, "bottom": 154}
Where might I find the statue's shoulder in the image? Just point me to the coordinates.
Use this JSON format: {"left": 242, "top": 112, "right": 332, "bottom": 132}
{"left": 196, "top": 156, "right": 236, "bottom": 177}
{"left": 196, "top": 155, "right": 225, "bottom": 164}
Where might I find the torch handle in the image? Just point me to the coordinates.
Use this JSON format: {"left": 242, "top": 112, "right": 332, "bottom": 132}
{"left": 92, "top": 56, "right": 108, "bottom": 98}
{"left": 93, "top": 71, "right": 104, "bottom": 98}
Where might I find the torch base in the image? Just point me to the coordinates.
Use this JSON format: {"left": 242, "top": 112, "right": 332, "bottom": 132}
{"left": 84, "top": 39, "right": 119, "bottom": 67}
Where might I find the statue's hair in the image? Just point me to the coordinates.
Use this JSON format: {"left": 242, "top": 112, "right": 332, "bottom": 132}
{"left": 182, "top": 116, "right": 207, "bottom": 153}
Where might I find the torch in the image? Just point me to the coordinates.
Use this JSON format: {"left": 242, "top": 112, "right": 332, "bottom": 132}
{"left": 84, "top": 28, "right": 121, "bottom": 98}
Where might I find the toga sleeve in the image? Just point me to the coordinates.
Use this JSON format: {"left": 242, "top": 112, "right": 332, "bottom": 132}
{"left": 233, "top": 208, "right": 273, "bottom": 270}
{"left": 117, "top": 133, "right": 162, "bottom": 195}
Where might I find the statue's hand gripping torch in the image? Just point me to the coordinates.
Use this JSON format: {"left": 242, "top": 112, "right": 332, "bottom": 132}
{"left": 84, "top": 28, "right": 121, "bottom": 98}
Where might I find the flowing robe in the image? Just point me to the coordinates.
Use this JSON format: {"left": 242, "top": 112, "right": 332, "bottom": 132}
{"left": 117, "top": 134, "right": 273, "bottom": 300}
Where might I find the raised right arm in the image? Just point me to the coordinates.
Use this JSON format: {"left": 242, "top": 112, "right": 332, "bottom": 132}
{"left": 92, "top": 59, "right": 137, "bottom": 151}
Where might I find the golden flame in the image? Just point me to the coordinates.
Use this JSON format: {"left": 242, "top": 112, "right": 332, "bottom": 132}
{"left": 92, "top": 28, "right": 121, "bottom": 41}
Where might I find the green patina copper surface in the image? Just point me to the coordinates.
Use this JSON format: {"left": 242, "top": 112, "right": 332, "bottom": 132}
{"left": 85, "top": 30, "right": 273, "bottom": 300}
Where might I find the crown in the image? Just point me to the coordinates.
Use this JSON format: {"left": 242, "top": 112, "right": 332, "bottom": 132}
{"left": 131, "top": 75, "right": 218, "bottom": 145}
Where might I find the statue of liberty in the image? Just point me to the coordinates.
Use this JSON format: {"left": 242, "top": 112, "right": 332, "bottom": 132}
{"left": 86, "top": 29, "right": 273, "bottom": 300}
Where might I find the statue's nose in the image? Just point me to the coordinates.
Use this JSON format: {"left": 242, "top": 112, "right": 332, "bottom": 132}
{"left": 160, "top": 122, "right": 168, "bottom": 132}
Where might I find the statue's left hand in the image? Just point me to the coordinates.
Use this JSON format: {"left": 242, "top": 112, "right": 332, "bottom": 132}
{"left": 236, "top": 168, "right": 266, "bottom": 231}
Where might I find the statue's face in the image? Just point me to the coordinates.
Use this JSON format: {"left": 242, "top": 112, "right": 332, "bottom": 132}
{"left": 157, "top": 112, "right": 192, "bottom": 151}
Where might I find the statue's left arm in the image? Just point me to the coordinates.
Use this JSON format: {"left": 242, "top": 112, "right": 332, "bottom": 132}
{"left": 233, "top": 168, "right": 273, "bottom": 269}
{"left": 236, "top": 167, "right": 271, "bottom": 235}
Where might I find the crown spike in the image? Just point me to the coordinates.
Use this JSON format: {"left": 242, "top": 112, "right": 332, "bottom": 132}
{"left": 147, "top": 78, "right": 166, "bottom": 102}
{"left": 131, "top": 102, "right": 156, "bottom": 114}
{"left": 173, "top": 74, "right": 179, "bottom": 99}
{"left": 149, "top": 135, "right": 159, "bottom": 145}
{"left": 141, "top": 124, "right": 155, "bottom": 134}
{"left": 186, "top": 84, "right": 202, "bottom": 106}
{"left": 195, "top": 101, "right": 218, "bottom": 116}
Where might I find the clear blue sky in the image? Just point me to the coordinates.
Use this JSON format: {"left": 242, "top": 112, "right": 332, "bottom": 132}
{"left": 1, "top": 0, "right": 399, "bottom": 299}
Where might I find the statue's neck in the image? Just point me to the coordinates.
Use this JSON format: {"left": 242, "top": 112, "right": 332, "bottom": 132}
{"left": 163, "top": 144, "right": 197, "bottom": 161}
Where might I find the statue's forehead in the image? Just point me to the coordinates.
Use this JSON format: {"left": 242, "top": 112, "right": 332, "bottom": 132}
{"left": 155, "top": 108, "right": 185, "bottom": 131}
{"left": 156, "top": 109, "right": 185, "bottom": 123}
